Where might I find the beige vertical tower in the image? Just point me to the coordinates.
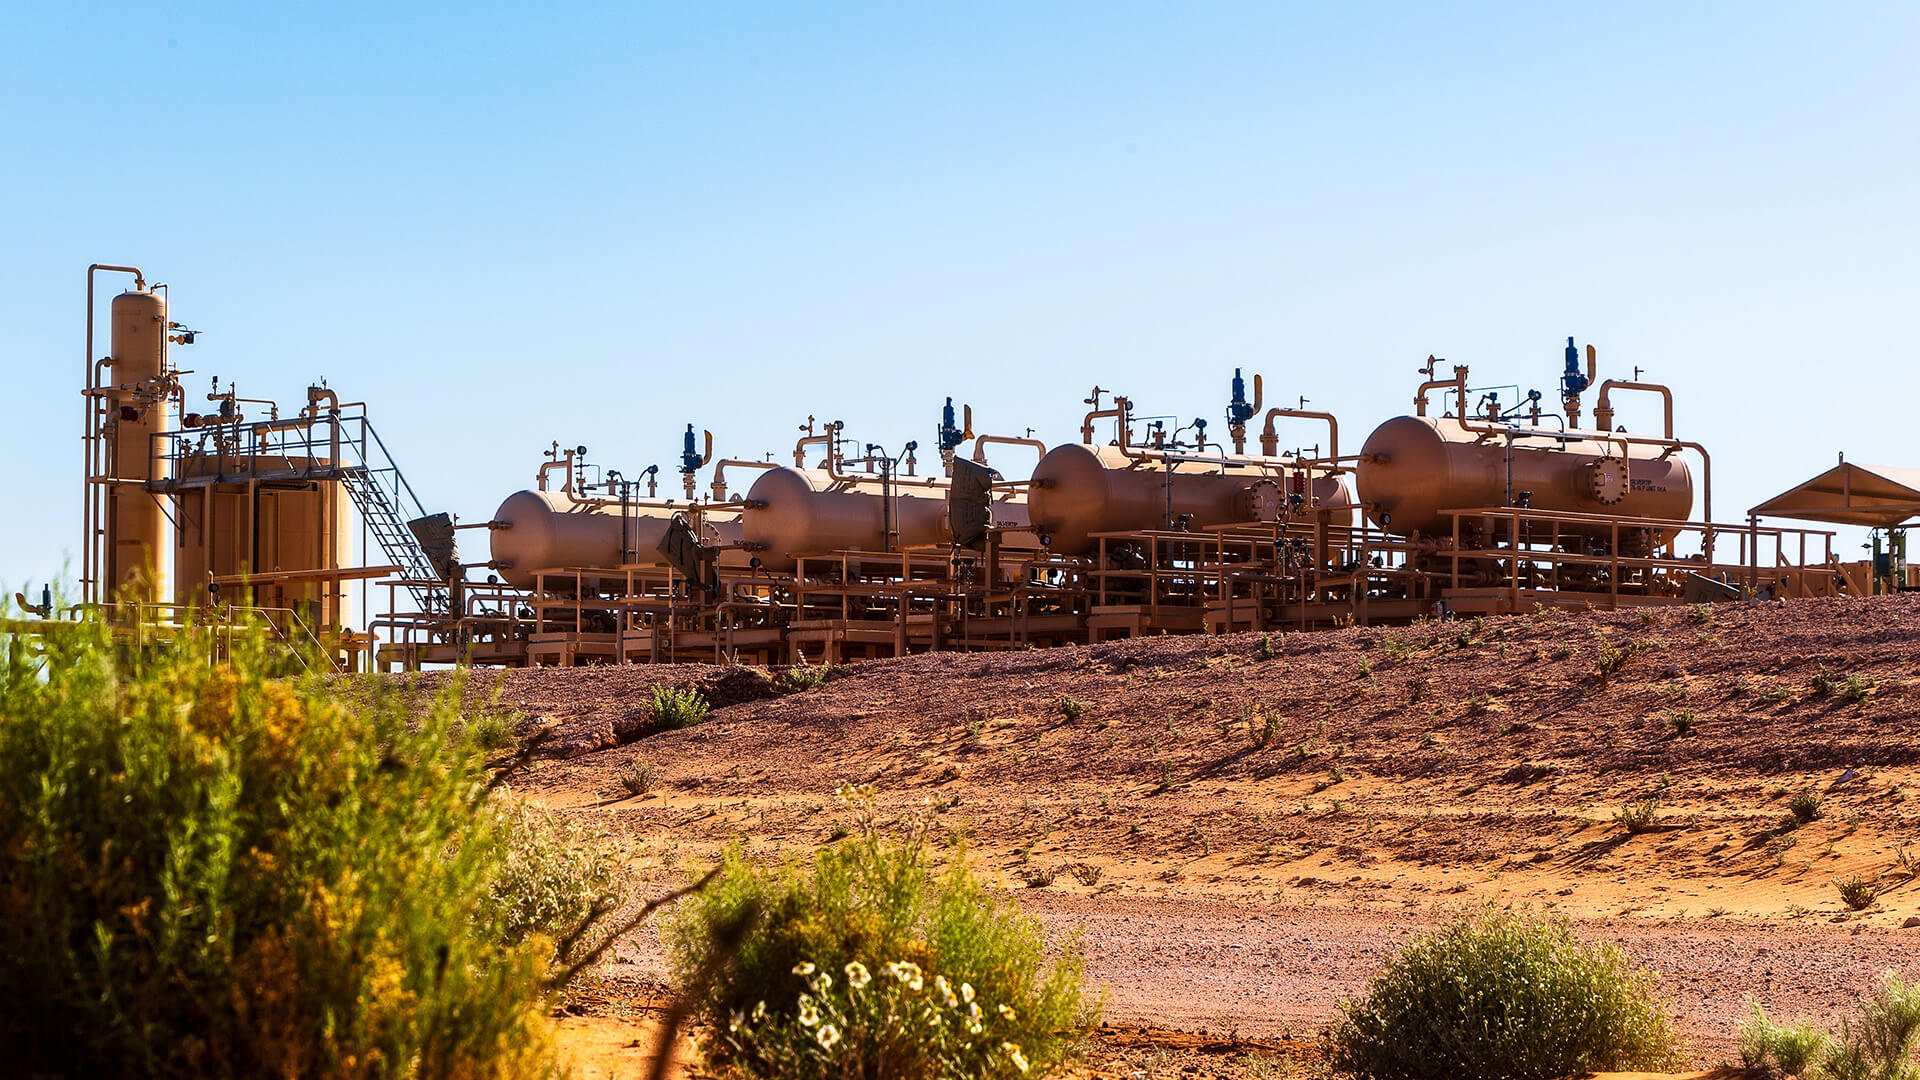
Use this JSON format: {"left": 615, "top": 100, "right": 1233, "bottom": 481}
{"left": 104, "top": 287, "right": 170, "bottom": 602}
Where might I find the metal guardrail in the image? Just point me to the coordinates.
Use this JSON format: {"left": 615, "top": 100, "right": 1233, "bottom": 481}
{"left": 151, "top": 405, "right": 449, "bottom": 614}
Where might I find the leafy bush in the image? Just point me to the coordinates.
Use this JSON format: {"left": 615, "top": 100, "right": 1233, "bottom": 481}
{"left": 652, "top": 683, "right": 711, "bottom": 728}
{"left": 1742, "top": 972, "right": 1920, "bottom": 1080}
{"left": 1828, "top": 972, "right": 1920, "bottom": 1080}
{"left": 1791, "top": 789, "right": 1825, "bottom": 825}
{"left": 1057, "top": 695, "right": 1083, "bottom": 722}
{"left": 0, "top": 607, "right": 596, "bottom": 1079}
{"left": 487, "top": 796, "right": 626, "bottom": 955}
{"left": 668, "top": 784, "right": 1091, "bottom": 1079}
{"left": 1740, "top": 1000, "right": 1834, "bottom": 1075}
{"left": 1326, "top": 905, "right": 1682, "bottom": 1079}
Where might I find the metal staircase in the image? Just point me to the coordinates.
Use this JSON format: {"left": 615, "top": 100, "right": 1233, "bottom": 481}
{"left": 339, "top": 459, "right": 446, "bottom": 615}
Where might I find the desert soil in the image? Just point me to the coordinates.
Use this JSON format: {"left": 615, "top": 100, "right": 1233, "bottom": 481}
{"left": 418, "top": 593, "right": 1920, "bottom": 1078}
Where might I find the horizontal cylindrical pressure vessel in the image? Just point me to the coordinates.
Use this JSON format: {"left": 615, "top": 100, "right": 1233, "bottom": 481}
{"left": 742, "top": 467, "right": 959, "bottom": 572}
{"left": 1356, "top": 416, "right": 1694, "bottom": 537}
{"left": 488, "top": 489, "right": 743, "bottom": 589}
{"left": 1026, "top": 444, "right": 1357, "bottom": 555}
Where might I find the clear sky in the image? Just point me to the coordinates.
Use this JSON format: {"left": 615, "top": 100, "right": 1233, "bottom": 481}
{"left": 4, "top": 2, "right": 1917, "bottom": 600}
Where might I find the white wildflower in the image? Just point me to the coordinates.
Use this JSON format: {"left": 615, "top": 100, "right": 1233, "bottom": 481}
{"left": 845, "top": 960, "right": 871, "bottom": 990}
{"left": 797, "top": 995, "right": 820, "bottom": 1028}
{"left": 998, "top": 1003, "right": 1017, "bottom": 1021}
{"left": 935, "top": 974, "right": 959, "bottom": 1007}
{"left": 793, "top": 961, "right": 817, "bottom": 976}
{"left": 884, "top": 960, "right": 924, "bottom": 991}
{"left": 1003, "top": 1042, "right": 1030, "bottom": 1073}
{"left": 812, "top": 971, "right": 833, "bottom": 993}
{"left": 961, "top": 981, "right": 976, "bottom": 1004}
{"left": 816, "top": 1024, "right": 841, "bottom": 1050}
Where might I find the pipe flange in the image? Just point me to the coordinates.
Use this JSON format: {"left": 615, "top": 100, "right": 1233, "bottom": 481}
{"left": 1588, "top": 457, "right": 1628, "bottom": 505}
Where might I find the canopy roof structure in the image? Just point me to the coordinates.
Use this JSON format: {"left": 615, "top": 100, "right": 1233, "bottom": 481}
{"left": 1750, "top": 462, "right": 1920, "bottom": 528}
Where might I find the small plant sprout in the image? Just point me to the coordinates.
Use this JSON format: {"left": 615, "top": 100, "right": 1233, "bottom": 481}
{"left": 1067, "top": 862, "right": 1104, "bottom": 887}
{"left": 1789, "top": 789, "right": 1824, "bottom": 825}
{"left": 1246, "top": 705, "right": 1284, "bottom": 750}
{"left": 1833, "top": 875, "right": 1880, "bottom": 910}
{"left": 1594, "top": 640, "right": 1644, "bottom": 685}
{"left": 1614, "top": 797, "right": 1660, "bottom": 834}
{"left": 468, "top": 711, "right": 514, "bottom": 750}
{"left": 1838, "top": 673, "right": 1877, "bottom": 703}
{"left": 619, "top": 759, "right": 654, "bottom": 796}
{"left": 775, "top": 654, "right": 831, "bottom": 692}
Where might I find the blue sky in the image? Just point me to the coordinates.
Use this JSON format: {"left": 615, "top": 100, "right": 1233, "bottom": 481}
{"left": 4, "top": 2, "right": 1917, "bottom": 598}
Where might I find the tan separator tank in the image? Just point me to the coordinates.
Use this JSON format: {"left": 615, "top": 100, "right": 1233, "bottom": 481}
{"left": 1356, "top": 415, "right": 1694, "bottom": 538}
{"left": 742, "top": 467, "right": 1035, "bottom": 572}
{"left": 488, "top": 489, "right": 745, "bottom": 589}
{"left": 1028, "top": 443, "right": 1356, "bottom": 555}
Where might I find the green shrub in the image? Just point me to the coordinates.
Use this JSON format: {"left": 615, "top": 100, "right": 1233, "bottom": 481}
{"left": 1595, "top": 640, "right": 1645, "bottom": 684}
{"left": 1791, "top": 789, "right": 1825, "bottom": 825}
{"left": 668, "top": 784, "right": 1091, "bottom": 1079}
{"left": 1743, "top": 972, "right": 1920, "bottom": 1080}
{"left": 775, "top": 657, "right": 831, "bottom": 693}
{"left": 1827, "top": 971, "right": 1920, "bottom": 1080}
{"left": 1834, "top": 875, "right": 1880, "bottom": 911}
{"left": 1740, "top": 999, "right": 1834, "bottom": 1075}
{"left": 652, "top": 683, "right": 711, "bottom": 728}
{"left": 1245, "top": 704, "right": 1284, "bottom": 750}
{"left": 1326, "top": 905, "right": 1682, "bottom": 1079}
{"left": 469, "top": 710, "right": 516, "bottom": 750}
{"left": 1615, "top": 797, "right": 1661, "bottom": 834}
{"left": 0, "top": 607, "right": 597, "bottom": 1079}
{"left": 619, "top": 758, "right": 655, "bottom": 796}
{"left": 1838, "top": 674, "right": 1877, "bottom": 704}
{"left": 487, "top": 796, "right": 625, "bottom": 955}
{"left": 1057, "top": 695, "right": 1083, "bottom": 722}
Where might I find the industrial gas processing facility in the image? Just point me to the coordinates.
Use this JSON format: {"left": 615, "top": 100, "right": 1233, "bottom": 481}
{"left": 58, "top": 261, "right": 1914, "bottom": 672}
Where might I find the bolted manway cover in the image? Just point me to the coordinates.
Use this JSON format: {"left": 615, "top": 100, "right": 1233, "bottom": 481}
{"left": 949, "top": 458, "right": 997, "bottom": 549}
